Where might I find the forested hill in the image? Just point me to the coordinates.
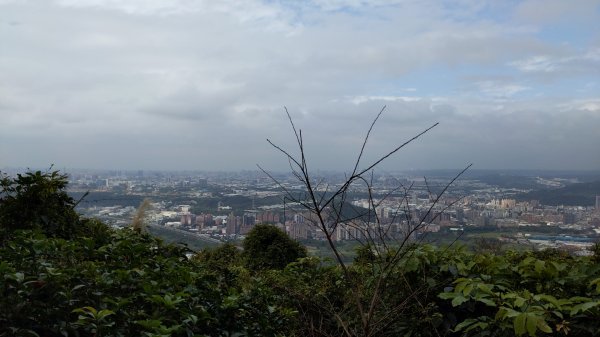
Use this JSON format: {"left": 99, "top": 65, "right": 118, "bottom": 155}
{"left": 517, "top": 181, "right": 600, "bottom": 206}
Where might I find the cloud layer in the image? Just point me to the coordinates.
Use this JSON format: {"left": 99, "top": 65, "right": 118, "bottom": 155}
{"left": 1, "top": 0, "right": 599, "bottom": 171}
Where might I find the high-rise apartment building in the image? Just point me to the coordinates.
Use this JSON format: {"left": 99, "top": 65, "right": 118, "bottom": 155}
{"left": 226, "top": 212, "right": 242, "bottom": 235}
{"left": 180, "top": 213, "right": 193, "bottom": 226}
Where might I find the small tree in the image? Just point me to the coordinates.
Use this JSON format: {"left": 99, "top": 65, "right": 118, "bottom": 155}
{"left": 260, "top": 107, "right": 470, "bottom": 336}
{"left": 0, "top": 169, "right": 81, "bottom": 239}
{"left": 243, "top": 224, "right": 307, "bottom": 270}
{"left": 195, "top": 242, "right": 242, "bottom": 267}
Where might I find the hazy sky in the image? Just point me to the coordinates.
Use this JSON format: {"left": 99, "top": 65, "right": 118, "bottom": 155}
{"left": 1, "top": 0, "right": 599, "bottom": 172}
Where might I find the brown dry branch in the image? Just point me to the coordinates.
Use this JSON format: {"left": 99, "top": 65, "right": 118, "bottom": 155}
{"left": 259, "top": 106, "right": 471, "bottom": 337}
{"left": 131, "top": 198, "right": 152, "bottom": 233}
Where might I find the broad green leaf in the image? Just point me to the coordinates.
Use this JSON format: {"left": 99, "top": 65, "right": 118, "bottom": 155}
{"left": 97, "top": 309, "right": 114, "bottom": 320}
{"left": 465, "top": 322, "right": 489, "bottom": 333}
{"left": 570, "top": 301, "right": 600, "bottom": 315}
{"left": 514, "top": 296, "right": 526, "bottom": 308}
{"left": 71, "top": 284, "right": 85, "bottom": 292}
{"left": 454, "top": 318, "right": 479, "bottom": 332}
{"left": 438, "top": 292, "right": 455, "bottom": 300}
{"left": 534, "top": 294, "right": 560, "bottom": 309}
{"left": 589, "top": 277, "right": 600, "bottom": 294}
{"left": 73, "top": 306, "right": 97, "bottom": 316}
{"left": 477, "top": 297, "right": 496, "bottom": 307}
{"left": 550, "top": 261, "right": 566, "bottom": 272}
{"left": 463, "top": 283, "right": 474, "bottom": 296}
{"left": 537, "top": 319, "right": 553, "bottom": 333}
{"left": 525, "top": 314, "right": 537, "bottom": 336}
{"left": 514, "top": 313, "right": 527, "bottom": 336}
{"left": 452, "top": 295, "right": 469, "bottom": 307}
{"left": 534, "top": 260, "right": 545, "bottom": 274}
{"left": 476, "top": 282, "right": 493, "bottom": 295}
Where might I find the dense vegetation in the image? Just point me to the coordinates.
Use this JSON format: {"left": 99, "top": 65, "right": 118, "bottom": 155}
{"left": 517, "top": 181, "right": 600, "bottom": 206}
{"left": 2, "top": 170, "right": 600, "bottom": 336}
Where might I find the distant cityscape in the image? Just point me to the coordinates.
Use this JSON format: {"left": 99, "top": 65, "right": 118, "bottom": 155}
{"left": 6, "top": 168, "right": 598, "bottom": 255}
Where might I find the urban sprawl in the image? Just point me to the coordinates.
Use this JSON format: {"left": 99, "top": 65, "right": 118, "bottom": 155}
{"left": 36, "top": 169, "right": 600, "bottom": 256}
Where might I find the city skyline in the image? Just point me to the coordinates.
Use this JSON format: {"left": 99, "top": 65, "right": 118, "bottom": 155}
{"left": 1, "top": 0, "right": 599, "bottom": 171}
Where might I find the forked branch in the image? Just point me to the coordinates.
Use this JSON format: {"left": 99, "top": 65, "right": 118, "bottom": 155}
{"left": 261, "top": 107, "right": 468, "bottom": 337}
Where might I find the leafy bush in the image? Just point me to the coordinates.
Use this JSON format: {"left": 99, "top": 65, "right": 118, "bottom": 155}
{"left": 0, "top": 170, "right": 81, "bottom": 240}
{"left": 438, "top": 250, "right": 600, "bottom": 336}
{"left": 242, "top": 224, "right": 306, "bottom": 270}
{"left": 0, "top": 229, "right": 296, "bottom": 336}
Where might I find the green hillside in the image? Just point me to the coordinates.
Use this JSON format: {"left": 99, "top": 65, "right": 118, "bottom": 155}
{"left": 517, "top": 181, "right": 600, "bottom": 206}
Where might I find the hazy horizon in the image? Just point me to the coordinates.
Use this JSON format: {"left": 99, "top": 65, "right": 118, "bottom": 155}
{"left": 2, "top": 166, "right": 599, "bottom": 177}
{"left": 1, "top": 1, "right": 599, "bottom": 171}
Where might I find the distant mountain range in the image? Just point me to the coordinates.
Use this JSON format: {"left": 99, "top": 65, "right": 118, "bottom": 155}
{"left": 516, "top": 181, "right": 600, "bottom": 206}
{"left": 474, "top": 174, "right": 541, "bottom": 190}
{"left": 403, "top": 169, "right": 600, "bottom": 181}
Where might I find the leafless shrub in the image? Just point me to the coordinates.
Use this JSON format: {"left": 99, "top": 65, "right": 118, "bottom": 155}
{"left": 260, "top": 106, "right": 471, "bottom": 337}
{"left": 132, "top": 198, "right": 152, "bottom": 233}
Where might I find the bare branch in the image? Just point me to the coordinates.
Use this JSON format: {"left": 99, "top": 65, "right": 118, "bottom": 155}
{"left": 352, "top": 105, "right": 386, "bottom": 176}
{"left": 261, "top": 106, "right": 468, "bottom": 337}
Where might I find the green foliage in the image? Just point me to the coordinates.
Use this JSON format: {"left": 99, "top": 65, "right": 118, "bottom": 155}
{"left": 353, "top": 244, "right": 377, "bottom": 265}
{"left": 2, "top": 170, "right": 600, "bottom": 336}
{"left": 195, "top": 242, "right": 241, "bottom": 266}
{"left": 517, "top": 180, "right": 600, "bottom": 206}
{"left": 3, "top": 225, "right": 599, "bottom": 336}
{"left": 242, "top": 224, "right": 307, "bottom": 270}
{"left": 266, "top": 256, "right": 347, "bottom": 336}
{"left": 0, "top": 229, "right": 296, "bottom": 336}
{"left": 472, "top": 237, "right": 504, "bottom": 254}
{"left": 591, "top": 241, "right": 600, "bottom": 263}
{"left": 0, "top": 170, "right": 81, "bottom": 240}
{"left": 438, "top": 250, "right": 600, "bottom": 336}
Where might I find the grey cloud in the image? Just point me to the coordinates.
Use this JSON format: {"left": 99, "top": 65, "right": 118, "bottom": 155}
{"left": 141, "top": 87, "right": 240, "bottom": 122}
{"left": 514, "top": 0, "right": 600, "bottom": 24}
{"left": 1, "top": 0, "right": 599, "bottom": 170}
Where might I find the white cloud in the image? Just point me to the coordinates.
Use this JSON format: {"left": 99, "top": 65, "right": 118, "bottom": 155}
{"left": 559, "top": 99, "right": 600, "bottom": 113}
{"left": 476, "top": 81, "right": 530, "bottom": 98}
{"left": 55, "top": 0, "right": 299, "bottom": 33}
{"left": 510, "top": 56, "right": 556, "bottom": 73}
{"left": 348, "top": 95, "right": 423, "bottom": 105}
{"left": 55, "top": 0, "right": 200, "bottom": 15}
{"left": 510, "top": 48, "right": 600, "bottom": 74}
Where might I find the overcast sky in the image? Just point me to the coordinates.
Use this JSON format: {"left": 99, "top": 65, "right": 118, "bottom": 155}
{"left": 1, "top": 0, "right": 599, "bottom": 172}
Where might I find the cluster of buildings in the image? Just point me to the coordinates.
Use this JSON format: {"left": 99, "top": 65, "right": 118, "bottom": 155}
{"left": 173, "top": 208, "right": 282, "bottom": 236}
{"left": 65, "top": 169, "right": 600, "bottom": 252}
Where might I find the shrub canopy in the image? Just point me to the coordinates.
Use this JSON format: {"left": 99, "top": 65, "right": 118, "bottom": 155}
{"left": 243, "top": 224, "right": 307, "bottom": 270}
